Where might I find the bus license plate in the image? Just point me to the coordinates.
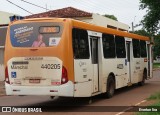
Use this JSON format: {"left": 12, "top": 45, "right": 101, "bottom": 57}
{"left": 29, "top": 79, "right": 40, "bottom": 83}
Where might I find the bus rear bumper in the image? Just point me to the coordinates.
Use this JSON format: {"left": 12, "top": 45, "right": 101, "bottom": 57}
{"left": 5, "top": 81, "right": 74, "bottom": 97}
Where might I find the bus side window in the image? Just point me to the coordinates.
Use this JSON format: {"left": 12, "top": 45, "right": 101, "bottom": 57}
{"left": 140, "top": 40, "right": 147, "bottom": 57}
{"left": 115, "top": 36, "right": 126, "bottom": 58}
{"left": 102, "top": 33, "right": 116, "bottom": 58}
{"left": 72, "top": 28, "right": 90, "bottom": 59}
{"left": 132, "top": 39, "right": 140, "bottom": 58}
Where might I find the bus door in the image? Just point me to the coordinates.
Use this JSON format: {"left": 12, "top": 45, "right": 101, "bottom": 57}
{"left": 126, "top": 41, "right": 132, "bottom": 85}
{"left": 90, "top": 36, "right": 99, "bottom": 92}
{"left": 147, "top": 44, "right": 153, "bottom": 79}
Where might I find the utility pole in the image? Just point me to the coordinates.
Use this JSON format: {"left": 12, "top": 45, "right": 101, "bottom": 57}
{"left": 132, "top": 22, "right": 134, "bottom": 32}
{"left": 131, "top": 16, "right": 136, "bottom": 32}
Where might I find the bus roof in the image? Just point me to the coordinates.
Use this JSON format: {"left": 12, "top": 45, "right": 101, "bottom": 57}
{"left": 10, "top": 18, "right": 150, "bottom": 41}
{"left": 71, "top": 19, "right": 150, "bottom": 41}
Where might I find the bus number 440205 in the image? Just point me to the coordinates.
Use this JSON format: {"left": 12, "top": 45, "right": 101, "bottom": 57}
{"left": 41, "top": 64, "right": 60, "bottom": 69}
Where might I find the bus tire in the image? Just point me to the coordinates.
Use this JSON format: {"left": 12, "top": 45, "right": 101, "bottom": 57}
{"left": 104, "top": 75, "right": 115, "bottom": 98}
{"left": 50, "top": 96, "right": 55, "bottom": 99}
{"left": 138, "top": 69, "right": 147, "bottom": 86}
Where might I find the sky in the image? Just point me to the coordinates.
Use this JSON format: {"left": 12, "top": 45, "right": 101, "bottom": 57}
{"left": 0, "top": 0, "right": 147, "bottom": 30}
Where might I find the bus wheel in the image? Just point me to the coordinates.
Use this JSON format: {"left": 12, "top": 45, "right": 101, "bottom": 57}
{"left": 104, "top": 75, "right": 115, "bottom": 98}
{"left": 50, "top": 96, "right": 55, "bottom": 99}
{"left": 138, "top": 70, "right": 147, "bottom": 86}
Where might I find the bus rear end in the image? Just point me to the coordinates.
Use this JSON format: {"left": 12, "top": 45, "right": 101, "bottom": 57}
{"left": 4, "top": 18, "right": 74, "bottom": 97}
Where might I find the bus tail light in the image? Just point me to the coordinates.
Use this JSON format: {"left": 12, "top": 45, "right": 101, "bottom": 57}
{"left": 144, "top": 58, "right": 148, "bottom": 62}
{"left": 5, "top": 67, "right": 10, "bottom": 84}
{"left": 61, "top": 66, "right": 68, "bottom": 84}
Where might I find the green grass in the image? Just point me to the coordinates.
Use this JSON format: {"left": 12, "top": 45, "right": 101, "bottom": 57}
{"left": 147, "top": 92, "right": 160, "bottom": 100}
{"left": 136, "top": 92, "right": 160, "bottom": 115}
{"left": 153, "top": 63, "right": 160, "bottom": 68}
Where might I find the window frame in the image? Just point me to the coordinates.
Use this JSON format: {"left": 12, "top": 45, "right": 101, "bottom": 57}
{"left": 140, "top": 40, "right": 147, "bottom": 57}
{"left": 115, "top": 35, "right": 126, "bottom": 58}
{"left": 132, "top": 39, "right": 141, "bottom": 58}
{"left": 72, "top": 28, "right": 90, "bottom": 59}
{"left": 102, "top": 33, "right": 116, "bottom": 58}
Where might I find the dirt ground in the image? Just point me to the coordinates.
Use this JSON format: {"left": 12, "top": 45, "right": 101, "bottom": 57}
{"left": 0, "top": 81, "right": 5, "bottom": 96}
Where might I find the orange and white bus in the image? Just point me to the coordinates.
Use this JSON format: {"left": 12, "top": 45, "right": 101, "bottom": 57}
{"left": 5, "top": 18, "right": 153, "bottom": 98}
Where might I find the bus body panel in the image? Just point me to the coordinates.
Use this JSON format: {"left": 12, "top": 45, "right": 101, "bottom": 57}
{"left": 4, "top": 18, "right": 152, "bottom": 97}
{"left": 5, "top": 81, "right": 74, "bottom": 96}
{"left": 73, "top": 30, "right": 104, "bottom": 97}
{"left": 102, "top": 58, "right": 128, "bottom": 89}
{"left": 74, "top": 59, "right": 93, "bottom": 97}
{"left": 7, "top": 57, "right": 62, "bottom": 86}
{"left": 130, "top": 44, "right": 148, "bottom": 84}
{"left": 131, "top": 58, "right": 141, "bottom": 83}
{"left": 5, "top": 19, "right": 75, "bottom": 96}
{"left": 5, "top": 19, "right": 74, "bottom": 84}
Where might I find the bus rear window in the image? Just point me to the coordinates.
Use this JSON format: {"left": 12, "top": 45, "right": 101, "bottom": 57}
{"left": 10, "top": 22, "right": 62, "bottom": 47}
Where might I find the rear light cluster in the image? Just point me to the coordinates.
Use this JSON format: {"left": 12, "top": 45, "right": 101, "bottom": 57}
{"left": 61, "top": 66, "right": 68, "bottom": 84}
{"left": 144, "top": 58, "right": 148, "bottom": 62}
{"left": 5, "top": 67, "right": 10, "bottom": 84}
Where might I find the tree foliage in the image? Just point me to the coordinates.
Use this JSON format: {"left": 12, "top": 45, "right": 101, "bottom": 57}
{"left": 103, "top": 14, "right": 118, "bottom": 21}
{"left": 139, "top": 0, "right": 160, "bottom": 34}
{"left": 134, "top": 29, "right": 151, "bottom": 37}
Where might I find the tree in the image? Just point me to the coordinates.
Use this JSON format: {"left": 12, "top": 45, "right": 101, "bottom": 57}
{"left": 139, "top": 0, "right": 160, "bottom": 34}
{"left": 134, "top": 29, "right": 151, "bottom": 37}
{"left": 103, "top": 14, "right": 118, "bottom": 21}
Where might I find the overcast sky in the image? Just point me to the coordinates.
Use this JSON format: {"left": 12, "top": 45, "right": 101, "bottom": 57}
{"left": 0, "top": 0, "right": 147, "bottom": 30}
